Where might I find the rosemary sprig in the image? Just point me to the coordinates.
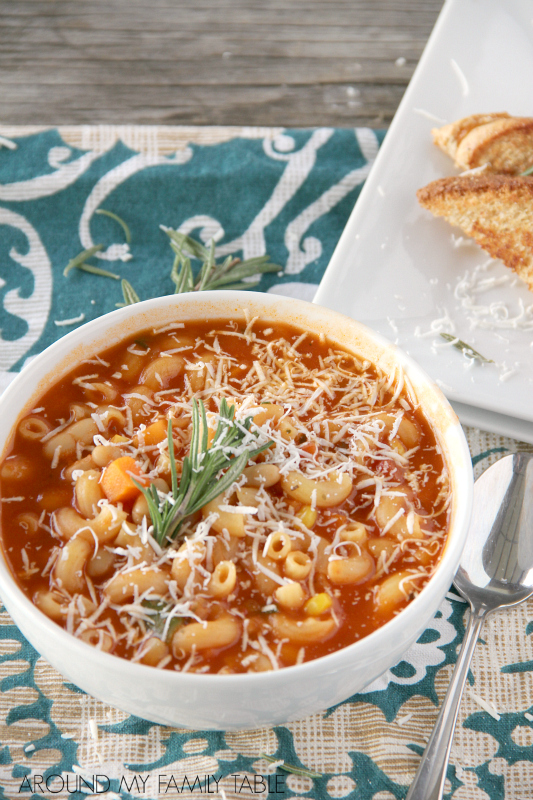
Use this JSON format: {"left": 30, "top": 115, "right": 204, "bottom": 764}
{"left": 66, "top": 228, "right": 282, "bottom": 306}
{"left": 96, "top": 208, "right": 132, "bottom": 243}
{"left": 163, "top": 227, "right": 282, "bottom": 293}
{"left": 64, "top": 244, "right": 120, "bottom": 280}
{"left": 439, "top": 333, "right": 494, "bottom": 363}
{"left": 134, "top": 399, "right": 272, "bottom": 547}
{"left": 261, "top": 754, "right": 321, "bottom": 780}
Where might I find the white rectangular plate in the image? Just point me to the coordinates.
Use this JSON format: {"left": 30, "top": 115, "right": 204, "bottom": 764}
{"left": 314, "top": 0, "right": 533, "bottom": 443}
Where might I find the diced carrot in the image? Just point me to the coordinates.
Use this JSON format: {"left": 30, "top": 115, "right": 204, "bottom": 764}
{"left": 207, "top": 426, "right": 216, "bottom": 449}
{"left": 101, "top": 456, "right": 144, "bottom": 504}
{"left": 134, "top": 419, "right": 168, "bottom": 447}
{"left": 111, "top": 434, "right": 129, "bottom": 444}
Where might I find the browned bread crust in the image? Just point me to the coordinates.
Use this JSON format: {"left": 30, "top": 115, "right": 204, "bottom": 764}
{"left": 432, "top": 114, "right": 533, "bottom": 174}
{"left": 417, "top": 175, "right": 533, "bottom": 289}
{"left": 432, "top": 113, "right": 510, "bottom": 161}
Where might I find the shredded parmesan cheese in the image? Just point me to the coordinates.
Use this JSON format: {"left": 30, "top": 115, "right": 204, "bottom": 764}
{"left": 54, "top": 313, "right": 86, "bottom": 327}
{"left": 468, "top": 690, "right": 500, "bottom": 721}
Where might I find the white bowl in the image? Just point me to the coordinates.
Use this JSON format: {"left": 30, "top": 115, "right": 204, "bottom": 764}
{"left": 0, "top": 292, "right": 473, "bottom": 730}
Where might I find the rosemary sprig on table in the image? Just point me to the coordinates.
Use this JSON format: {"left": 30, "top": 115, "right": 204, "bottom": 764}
{"left": 163, "top": 227, "right": 282, "bottom": 293}
{"left": 261, "top": 754, "right": 322, "bottom": 780}
{"left": 64, "top": 221, "right": 282, "bottom": 306}
{"left": 134, "top": 398, "right": 272, "bottom": 547}
{"left": 439, "top": 333, "right": 494, "bottom": 363}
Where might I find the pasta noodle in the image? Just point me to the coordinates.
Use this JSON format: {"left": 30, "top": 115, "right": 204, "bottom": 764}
{"left": 0, "top": 317, "right": 451, "bottom": 673}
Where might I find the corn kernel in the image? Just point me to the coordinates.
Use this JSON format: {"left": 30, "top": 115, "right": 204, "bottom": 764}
{"left": 297, "top": 505, "right": 317, "bottom": 529}
{"left": 304, "top": 592, "right": 332, "bottom": 616}
{"left": 111, "top": 434, "right": 129, "bottom": 444}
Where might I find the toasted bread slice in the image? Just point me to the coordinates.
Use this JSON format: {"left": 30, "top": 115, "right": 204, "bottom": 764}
{"left": 432, "top": 114, "right": 533, "bottom": 174}
{"left": 432, "top": 113, "right": 509, "bottom": 161}
{"left": 455, "top": 118, "right": 533, "bottom": 174}
{"left": 417, "top": 175, "right": 533, "bottom": 289}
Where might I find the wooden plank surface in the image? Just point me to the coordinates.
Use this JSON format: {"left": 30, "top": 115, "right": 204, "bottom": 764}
{"left": 0, "top": 0, "right": 444, "bottom": 127}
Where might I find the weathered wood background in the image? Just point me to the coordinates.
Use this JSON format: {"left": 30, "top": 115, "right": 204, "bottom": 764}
{"left": 0, "top": 0, "right": 443, "bottom": 127}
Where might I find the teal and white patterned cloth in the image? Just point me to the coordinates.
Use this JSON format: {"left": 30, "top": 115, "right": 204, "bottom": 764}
{"left": 1, "top": 125, "right": 532, "bottom": 800}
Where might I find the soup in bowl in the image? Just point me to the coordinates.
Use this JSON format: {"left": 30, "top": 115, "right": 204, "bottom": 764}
{"left": 0, "top": 292, "right": 472, "bottom": 729}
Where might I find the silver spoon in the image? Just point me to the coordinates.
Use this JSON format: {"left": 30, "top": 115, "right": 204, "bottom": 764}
{"left": 406, "top": 452, "right": 533, "bottom": 800}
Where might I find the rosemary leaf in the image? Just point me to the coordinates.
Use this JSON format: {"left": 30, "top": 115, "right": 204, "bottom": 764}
{"left": 171, "top": 253, "right": 194, "bottom": 294}
{"left": 63, "top": 244, "right": 104, "bottom": 276}
{"left": 521, "top": 165, "right": 533, "bottom": 176}
{"left": 439, "top": 333, "right": 494, "bottom": 363}
{"left": 73, "top": 263, "right": 120, "bottom": 280}
{"left": 207, "top": 261, "right": 280, "bottom": 288}
{"left": 119, "top": 278, "right": 141, "bottom": 306}
{"left": 232, "top": 255, "right": 281, "bottom": 269}
{"left": 208, "top": 280, "right": 260, "bottom": 292}
{"left": 209, "top": 254, "right": 237, "bottom": 282}
{"left": 197, "top": 238, "right": 216, "bottom": 291}
{"left": 260, "top": 754, "right": 321, "bottom": 780}
{"left": 96, "top": 208, "right": 132, "bottom": 243}
{"left": 162, "top": 227, "right": 209, "bottom": 261}
{"left": 141, "top": 600, "right": 184, "bottom": 641}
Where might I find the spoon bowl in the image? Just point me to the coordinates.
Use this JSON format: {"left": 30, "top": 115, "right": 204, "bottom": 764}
{"left": 407, "top": 452, "right": 533, "bottom": 800}
{"left": 455, "top": 452, "right": 533, "bottom": 609}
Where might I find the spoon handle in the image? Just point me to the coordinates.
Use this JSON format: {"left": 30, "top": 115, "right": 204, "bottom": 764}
{"left": 405, "top": 604, "right": 486, "bottom": 800}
